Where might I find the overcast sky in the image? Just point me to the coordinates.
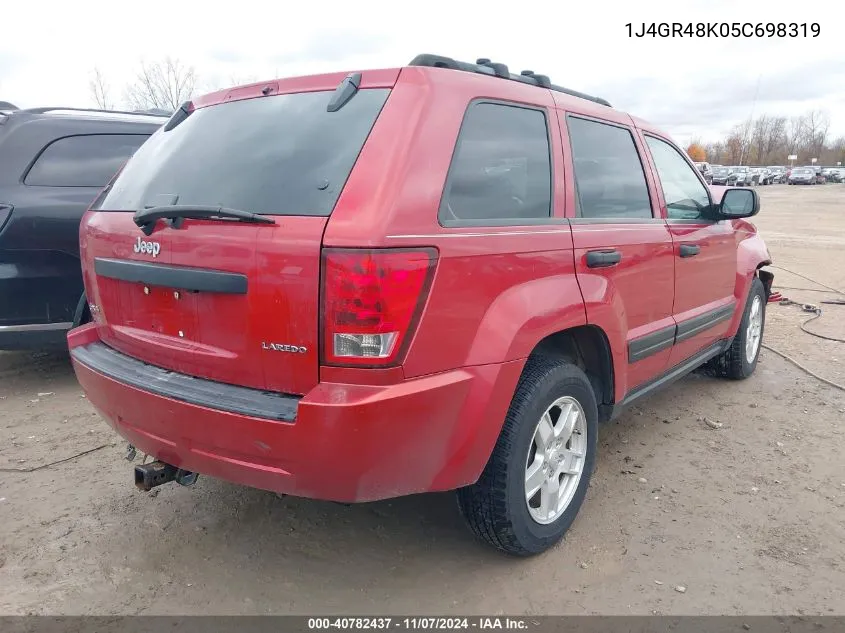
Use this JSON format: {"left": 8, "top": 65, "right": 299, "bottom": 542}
{"left": 3, "top": 0, "right": 844, "bottom": 148}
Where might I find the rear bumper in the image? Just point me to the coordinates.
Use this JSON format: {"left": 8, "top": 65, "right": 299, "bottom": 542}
{"left": 68, "top": 324, "right": 523, "bottom": 502}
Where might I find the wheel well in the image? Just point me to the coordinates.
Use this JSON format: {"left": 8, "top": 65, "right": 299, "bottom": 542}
{"left": 757, "top": 266, "right": 774, "bottom": 298}
{"left": 530, "top": 325, "right": 614, "bottom": 416}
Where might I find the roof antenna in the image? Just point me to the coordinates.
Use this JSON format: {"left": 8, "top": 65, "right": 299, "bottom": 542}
{"left": 326, "top": 73, "right": 362, "bottom": 112}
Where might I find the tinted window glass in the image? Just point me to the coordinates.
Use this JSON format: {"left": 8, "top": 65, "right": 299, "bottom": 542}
{"left": 440, "top": 102, "right": 551, "bottom": 224}
{"left": 95, "top": 89, "right": 389, "bottom": 216}
{"left": 645, "top": 136, "right": 711, "bottom": 220}
{"left": 25, "top": 134, "right": 148, "bottom": 187}
{"left": 567, "top": 117, "right": 652, "bottom": 219}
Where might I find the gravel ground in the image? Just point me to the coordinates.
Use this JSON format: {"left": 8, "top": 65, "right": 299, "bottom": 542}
{"left": 1, "top": 184, "right": 844, "bottom": 615}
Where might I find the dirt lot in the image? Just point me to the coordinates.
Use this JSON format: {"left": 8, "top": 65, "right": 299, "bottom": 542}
{"left": 1, "top": 184, "right": 844, "bottom": 616}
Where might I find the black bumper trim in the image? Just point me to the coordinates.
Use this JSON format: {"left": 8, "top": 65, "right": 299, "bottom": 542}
{"left": 94, "top": 258, "right": 247, "bottom": 294}
{"left": 71, "top": 341, "right": 299, "bottom": 422}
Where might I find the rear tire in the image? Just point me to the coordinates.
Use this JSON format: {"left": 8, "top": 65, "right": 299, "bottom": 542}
{"left": 705, "top": 277, "right": 766, "bottom": 380}
{"left": 72, "top": 292, "right": 91, "bottom": 327}
{"left": 457, "top": 357, "right": 598, "bottom": 556}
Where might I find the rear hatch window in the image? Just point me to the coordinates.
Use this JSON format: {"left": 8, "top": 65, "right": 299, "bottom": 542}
{"left": 82, "top": 87, "right": 390, "bottom": 396}
{"left": 94, "top": 88, "right": 390, "bottom": 216}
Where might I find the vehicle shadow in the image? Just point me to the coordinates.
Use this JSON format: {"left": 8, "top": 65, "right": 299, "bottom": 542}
{"left": 2, "top": 348, "right": 733, "bottom": 614}
{"left": 87, "top": 474, "right": 533, "bottom": 612}
{"left": 79, "top": 380, "right": 706, "bottom": 613}
{"left": 0, "top": 349, "right": 73, "bottom": 380}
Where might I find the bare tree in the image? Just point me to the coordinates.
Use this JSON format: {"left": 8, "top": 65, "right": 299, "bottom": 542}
{"left": 700, "top": 109, "right": 840, "bottom": 166}
{"left": 735, "top": 119, "right": 753, "bottom": 164}
{"left": 704, "top": 141, "right": 724, "bottom": 163}
{"left": 124, "top": 57, "right": 197, "bottom": 111}
{"left": 786, "top": 115, "right": 805, "bottom": 157}
{"left": 830, "top": 136, "right": 845, "bottom": 165}
{"left": 802, "top": 109, "right": 830, "bottom": 160}
{"left": 750, "top": 116, "right": 771, "bottom": 165}
{"left": 763, "top": 116, "right": 786, "bottom": 163}
{"left": 724, "top": 127, "right": 745, "bottom": 165}
{"left": 89, "top": 67, "right": 113, "bottom": 110}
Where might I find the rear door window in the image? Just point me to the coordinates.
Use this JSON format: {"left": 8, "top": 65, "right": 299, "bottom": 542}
{"left": 95, "top": 89, "right": 390, "bottom": 216}
{"left": 24, "top": 134, "right": 149, "bottom": 187}
{"left": 566, "top": 116, "right": 653, "bottom": 220}
{"left": 440, "top": 101, "right": 552, "bottom": 225}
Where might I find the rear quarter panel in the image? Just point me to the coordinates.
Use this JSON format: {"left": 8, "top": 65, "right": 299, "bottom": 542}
{"left": 407, "top": 234, "right": 586, "bottom": 375}
{"left": 323, "top": 68, "right": 592, "bottom": 487}
{"left": 326, "top": 67, "right": 589, "bottom": 378}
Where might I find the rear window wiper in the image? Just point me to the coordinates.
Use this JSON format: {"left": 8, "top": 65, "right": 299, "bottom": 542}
{"left": 133, "top": 205, "right": 275, "bottom": 235}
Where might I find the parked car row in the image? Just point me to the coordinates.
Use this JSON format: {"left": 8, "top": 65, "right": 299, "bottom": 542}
{"left": 821, "top": 167, "right": 843, "bottom": 183}
{"left": 767, "top": 166, "right": 788, "bottom": 184}
{"left": 699, "top": 163, "right": 843, "bottom": 187}
{"left": 694, "top": 162, "right": 714, "bottom": 183}
{"left": 788, "top": 166, "right": 822, "bottom": 185}
{"left": 783, "top": 165, "right": 845, "bottom": 185}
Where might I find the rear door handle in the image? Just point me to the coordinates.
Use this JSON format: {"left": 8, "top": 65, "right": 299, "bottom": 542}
{"left": 585, "top": 249, "right": 622, "bottom": 268}
{"left": 679, "top": 244, "right": 701, "bottom": 258}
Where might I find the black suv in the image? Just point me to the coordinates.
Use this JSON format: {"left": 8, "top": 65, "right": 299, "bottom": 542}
{"left": 0, "top": 106, "right": 166, "bottom": 349}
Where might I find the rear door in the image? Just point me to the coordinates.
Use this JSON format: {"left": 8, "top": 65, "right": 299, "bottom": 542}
{"left": 639, "top": 133, "right": 736, "bottom": 366}
{"left": 561, "top": 113, "right": 676, "bottom": 395}
{"left": 81, "top": 80, "right": 393, "bottom": 395}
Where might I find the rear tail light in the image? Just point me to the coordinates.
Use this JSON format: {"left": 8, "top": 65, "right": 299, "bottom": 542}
{"left": 321, "top": 247, "right": 438, "bottom": 367}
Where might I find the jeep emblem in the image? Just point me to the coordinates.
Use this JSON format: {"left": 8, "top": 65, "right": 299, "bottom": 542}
{"left": 134, "top": 236, "right": 161, "bottom": 258}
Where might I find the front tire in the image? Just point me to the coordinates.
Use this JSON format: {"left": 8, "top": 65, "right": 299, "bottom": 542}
{"left": 705, "top": 277, "right": 766, "bottom": 379}
{"left": 457, "top": 357, "right": 598, "bottom": 556}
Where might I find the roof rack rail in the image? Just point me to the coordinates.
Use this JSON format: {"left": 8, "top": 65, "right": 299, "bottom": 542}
{"left": 21, "top": 106, "right": 172, "bottom": 117}
{"left": 407, "top": 54, "right": 611, "bottom": 107}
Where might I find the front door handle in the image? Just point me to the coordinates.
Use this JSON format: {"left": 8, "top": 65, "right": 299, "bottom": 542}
{"left": 586, "top": 249, "right": 622, "bottom": 268}
{"left": 679, "top": 243, "right": 701, "bottom": 258}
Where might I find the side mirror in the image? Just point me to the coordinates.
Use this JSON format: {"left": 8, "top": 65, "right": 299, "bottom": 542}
{"left": 717, "top": 187, "right": 760, "bottom": 219}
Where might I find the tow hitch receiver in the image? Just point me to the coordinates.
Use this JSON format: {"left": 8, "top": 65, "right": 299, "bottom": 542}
{"left": 134, "top": 461, "right": 199, "bottom": 491}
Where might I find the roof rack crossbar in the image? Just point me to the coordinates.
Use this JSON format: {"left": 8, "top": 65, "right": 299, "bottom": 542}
{"left": 407, "top": 54, "right": 611, "bottom": 107}
{"left": 520, "top": 70, "right": 551, "bottom": 89}
{"left": 20, "top": 106, "right": 172, "bottom": 117}
{"left": 476, "top": 58, "right": 510, "bottom": 79}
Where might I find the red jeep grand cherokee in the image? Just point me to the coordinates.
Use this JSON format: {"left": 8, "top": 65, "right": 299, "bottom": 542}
{"left": 68, "top": 54, "right": 773, "bottom": 555}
